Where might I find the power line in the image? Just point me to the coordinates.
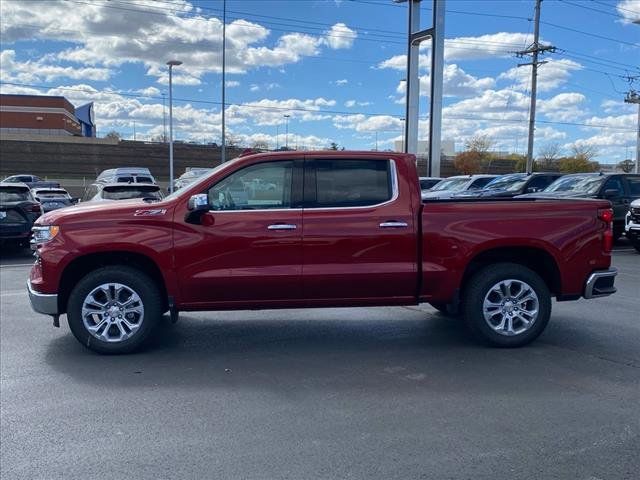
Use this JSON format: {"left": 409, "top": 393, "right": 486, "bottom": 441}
{"left": 1, "top": 81, "right": 635, "bottom": 132}
{"left": 558, "top": 0, "right": 628, "bottom": 19}
{"left": 540, "top": 20, "right": 639, "bottom": 47}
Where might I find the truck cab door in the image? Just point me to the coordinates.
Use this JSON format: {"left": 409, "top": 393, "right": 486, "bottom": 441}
{"left": 174, "top": 159, "right": 304, "bottom": 307}
{"left": 301, "top": 157, "right": 417, "bottom": 304}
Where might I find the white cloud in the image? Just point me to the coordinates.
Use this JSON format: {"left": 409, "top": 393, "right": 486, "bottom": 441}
{"left": 225, "top": 80, "right": 240, "bottom": 88}
{"left": 498, "top": 59, "right": 582, "bottom": 92}
{"left": 136, "top": 86, "right": 161, "bottom": 97}
{"left": 344, "top": 100, "right": 372, "bottom": 107}
{"left": 377, "top": 32, "right": 535, "bottom": 70}
{"left": 324, "top": 23, "right": 357, "bottom": 50}
{"left": 1, "top": 49, "right": 112, "bottom": 83}
{"left": 617, "top": 0, "right": 640, "bottom": 24}
{"left": 538, "top": 93, "right": 587, "bottom": 121}
{"left": 0, "top": 1, "right": 353, "bottom": 85}
{"left": 333, "top": 114, "right": 402, "bottom": 132}
{"left": 395, "top": 64, "right": 496, "bottom": 99}
{"left": 226, "top": 98, "right": 336, "bottom": 126}
{"left": 335, "top": 79, "right": 348, "bottom": 86}
{"left": 601, "top": 99, "right": 636, "bottom": 114}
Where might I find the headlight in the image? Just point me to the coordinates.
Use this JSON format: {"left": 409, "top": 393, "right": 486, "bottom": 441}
{"left": 32, "top": 225, "right": 60, "bottom": 244}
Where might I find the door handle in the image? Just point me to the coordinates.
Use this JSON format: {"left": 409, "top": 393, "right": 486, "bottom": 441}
{"left": 268, "top": 224, "right": 297, "bottom": 230}
{"left": 379, "top": 221, "right": 408, "bottom": 228}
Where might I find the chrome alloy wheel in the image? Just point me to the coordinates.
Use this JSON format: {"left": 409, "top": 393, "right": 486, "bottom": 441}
{"left": 81, "top": 283, "right": 144, "bottom": 343}
{"left": 482, "top": 279, "right": 539, "bottom": 336}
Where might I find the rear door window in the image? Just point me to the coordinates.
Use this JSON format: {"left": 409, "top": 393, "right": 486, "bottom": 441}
{"left": 603, "top": 177, "right": 624, "bottom": 197}
{"left": 306, "top": 159, "right": 393, "bottom": 208}
{"left": 470, "top": 177, "right": 493, "bottom": 189}
{"left": 624, "top": 176, "right": 640, "bottom": 196}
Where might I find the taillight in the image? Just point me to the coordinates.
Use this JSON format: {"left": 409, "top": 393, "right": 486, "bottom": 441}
{"left": 598, "top": 208, "right": 613, "bottom": 253}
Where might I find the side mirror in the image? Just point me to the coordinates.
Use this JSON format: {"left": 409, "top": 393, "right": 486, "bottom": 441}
{"left": 187, "top": 194, "right": 209, "bottom": 212}
{"left": 603, "top": 189, "right": 620, "bottom": 199}
{"left": 186, "top": 194, "right": 209, "bottom": 224}
{"left": 71, "top": 197, "right": 79, "bottom": 204}
{"left": 526, "top": 187, "right": 539, "bottom": 193}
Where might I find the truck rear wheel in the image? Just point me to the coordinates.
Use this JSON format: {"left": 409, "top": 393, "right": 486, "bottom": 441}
{"left": 463, "top": 263, "right": 551, "bottom": 347}
{"left": 67, "top": 266, "right": 162, "bottom": 354}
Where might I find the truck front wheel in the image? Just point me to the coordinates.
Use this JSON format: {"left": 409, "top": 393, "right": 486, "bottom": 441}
{"left": 67, "top": 266, "right": 163, "bottom": 354}
{"left": 463, "top": 263, "right": 551, "bottom": 347}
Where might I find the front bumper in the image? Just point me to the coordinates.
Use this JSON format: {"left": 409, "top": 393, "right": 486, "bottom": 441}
{"left": 27, "top": 281, "right": 59, "bottom": 315}
{"left": 584, "top": 268, "right": 617, "bottom": 299}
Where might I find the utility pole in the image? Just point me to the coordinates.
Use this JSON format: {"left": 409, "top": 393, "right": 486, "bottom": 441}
{"left": 625, "top": 90, "right": 640, "bottom": 174}
{"left": 221, "top": 0, "right": 227, "bottom": 162}
{"left": 516, "top": 0, "right": 555, "bottom": 174}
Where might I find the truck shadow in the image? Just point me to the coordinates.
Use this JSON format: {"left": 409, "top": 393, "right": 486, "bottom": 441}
{"left": 43, "top": 307, "right": 637, "bottom": 396}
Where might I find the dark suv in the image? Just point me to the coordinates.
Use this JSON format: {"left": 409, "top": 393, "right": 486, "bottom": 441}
{"left": 525, "top": 173, "right": 640, "bottom": 239}
{"left": 455, "top": 172, "right": 564, "bottom": 199}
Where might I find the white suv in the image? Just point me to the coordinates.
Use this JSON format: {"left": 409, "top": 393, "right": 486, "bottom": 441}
{"left": 625, "top": 198, "right": 640, "bottom": 253}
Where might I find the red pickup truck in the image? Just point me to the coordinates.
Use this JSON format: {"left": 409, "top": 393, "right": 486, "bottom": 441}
{"left": 28, "top": 151, "right": 617, "bottom": 354}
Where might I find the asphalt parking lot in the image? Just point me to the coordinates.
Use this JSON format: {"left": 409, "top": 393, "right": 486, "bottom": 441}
{"left": 1, "top": 243, "right": 638, "bottom": 480}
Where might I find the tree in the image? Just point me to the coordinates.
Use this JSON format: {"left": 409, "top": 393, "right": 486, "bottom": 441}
{"left": 570, "top": 144, "right": 598, "bottom": 161}
{"left": 105, "top": 130, "right": 121, "bottom": 141}
{"left": 329, "top": 142, "right": 340, "bottom": 150}
{"left": 465, "top": 134, "right": 494, "bottom": 154}
{"left": 536, "top": 143, "right": 561, "bottom": 171}
{"left": 617, "top": 159, "right": 635, "bottom": 173}
{"left": 454, "top": 150, "right": 482, "bottom": 175}
{"left": 251, "top": 140, "right": 269, "bottom": 151}
{"left": 557, "top": 156, "right": 600, "bottom": 173}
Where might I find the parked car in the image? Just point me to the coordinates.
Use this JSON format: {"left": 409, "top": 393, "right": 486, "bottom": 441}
{"left": 32, "top": 187, "right": 75, "bottom": 212}
{"left": 419, "top": 177, "right": 443, "bottom": 192}
{"left": 173, "top": 168, "right": 214, "bottom": 191}
{"left": 28, "top": 151, "right": 616, "bottom": 354}
{"left": 625, "top": 199, "right": 640, "bottom": 253}
{"left": 96, "top": 167, "right": 155, "bottom": 184}
{"left": 0, "top": 183, "right": 43, "bottom": 246}
{"left": 82, "top": 183, "right": 164, "bottom": 202}
{"left": 1, "top": 174, "right": 59, "bottom": 189}
{"left": 522, "top": 173, "right": 640, "bottom": 239}
{"left": 422, "top": 174, "right": 497, "bottom": 200}
{"left": 455, "top": 172, "right": 564, "bottom": 199}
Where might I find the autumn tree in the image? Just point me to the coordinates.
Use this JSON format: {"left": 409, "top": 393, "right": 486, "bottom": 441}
{"left": 454, "top": 150, "right": 482, "bottom": 175}
{"left": 557, "top": 156, "right": 600, "bottom": 173}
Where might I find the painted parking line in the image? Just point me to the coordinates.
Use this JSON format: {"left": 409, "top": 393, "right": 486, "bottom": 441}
{"left": 0, "top": 263, "right": 34, "bottom": 268}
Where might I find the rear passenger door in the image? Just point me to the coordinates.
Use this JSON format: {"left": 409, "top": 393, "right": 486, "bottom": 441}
{"left": 301, "top": 157, "right": 417, "bottom": 303}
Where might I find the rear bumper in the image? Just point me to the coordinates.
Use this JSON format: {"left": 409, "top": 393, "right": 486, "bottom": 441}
{"left": 584, "top": 268, "right": 617, "bottom": 299}
{"left": 27, "top": 281, "right": 59, "bottom": 315}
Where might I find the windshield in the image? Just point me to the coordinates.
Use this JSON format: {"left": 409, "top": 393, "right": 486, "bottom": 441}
{"left": 164, "top": 161, "right": 229, "bottom": 202}
{"left": 484, "top": 174, "right": 528, "bottom": 191}
{"left": 544, "top": 175, "right": 604, "bottom": 195}
{"left": 102, "top": 186, "right": 162, "bottom": 200}
{"left": 34, "top": 190, "right": 68, "bottom": 199}
{"left": 0, "top": 187, "right": 30, "bottom": 202}
{"left": 430, "top": 177, "right": 470, "bottom": 192}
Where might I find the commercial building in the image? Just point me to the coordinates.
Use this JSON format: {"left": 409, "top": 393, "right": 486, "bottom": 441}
{"left": 0, "top": 94, "right": 96, "bottom": 137}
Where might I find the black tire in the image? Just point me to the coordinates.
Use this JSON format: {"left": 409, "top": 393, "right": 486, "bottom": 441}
{"left": 462, "top": 263, "right": 551, "bottom": 348}
{"left": 632, "top": 241, "right": 640, "bottom": 254}
{"left": 67, "top": 266, "right": 163, "bottom": 354}
{"left": 429, "top": 302, "right": 460, "bottom": 317}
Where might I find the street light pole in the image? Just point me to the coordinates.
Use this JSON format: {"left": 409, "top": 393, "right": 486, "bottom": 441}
{"left": 162, "top": 92, "right": 167, "bottom": 143}
{"left": 221, "top": 0, "right": 227, "bottom": 163}
{"left": 167, "top": 59, "right": 182, "bottom": 194}
{"left": 284, "top": 114, "right": 290, "bottom": 149}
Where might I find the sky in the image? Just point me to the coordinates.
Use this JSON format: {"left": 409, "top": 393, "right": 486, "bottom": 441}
{"left": 0, "top": 0, "right": 639, "bottom": 163}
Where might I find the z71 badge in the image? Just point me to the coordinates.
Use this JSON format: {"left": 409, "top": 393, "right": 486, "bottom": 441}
{"left": 133, "top": 208, "right": 167, "bottom": 217}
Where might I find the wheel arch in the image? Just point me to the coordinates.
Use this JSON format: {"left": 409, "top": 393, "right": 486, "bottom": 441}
{"left": 58, "top": 251, "right": 169, "bottom": 314}
{"left": 460, "top": 246, "right": 562, "bottom": 299}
